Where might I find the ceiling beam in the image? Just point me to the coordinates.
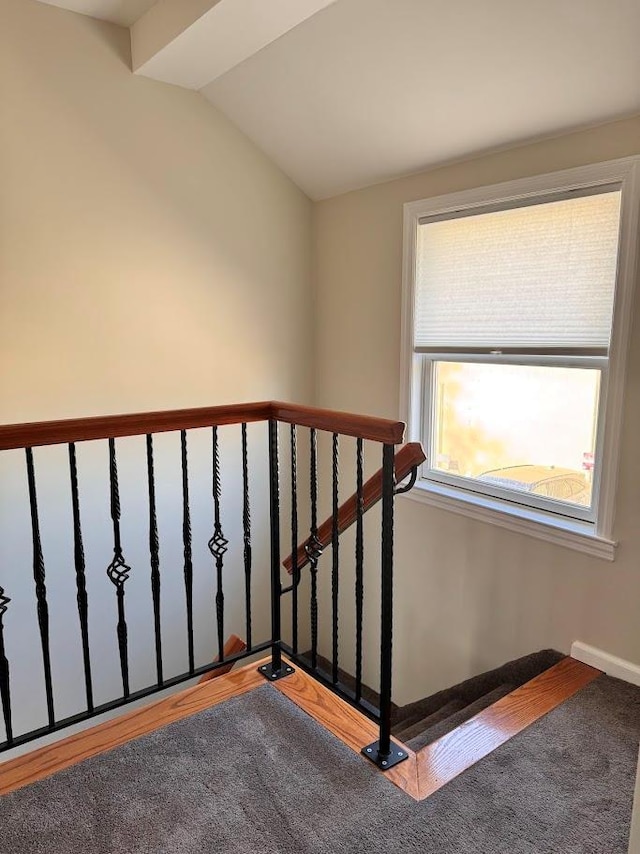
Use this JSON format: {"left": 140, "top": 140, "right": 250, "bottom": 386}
{"left": 131, "top": 0, "right": 338, "bottom": 91}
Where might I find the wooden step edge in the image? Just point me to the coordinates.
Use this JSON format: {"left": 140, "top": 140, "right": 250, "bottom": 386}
{"left": 415, "top": 655, "right": 601, "bottom": 801}
{"left": 0, "top": 656, "right": 269, "bottom": 797}
{"left": 198, "top": 634, "right": 248, "bottom": 683}
{"left": 273, "top": 659, "right": 420, "bottom": 800}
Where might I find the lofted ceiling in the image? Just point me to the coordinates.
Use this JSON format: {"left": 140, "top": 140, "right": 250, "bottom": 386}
{"left": 202, "top": 0, "right": 640, "bottom": 198}
{"left": 33, "top": 0, "right": 640, "bottom": 199}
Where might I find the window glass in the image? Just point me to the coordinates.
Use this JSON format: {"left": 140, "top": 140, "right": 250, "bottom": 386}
{"left": 430, "top": 361, "right": 600, "bottom": 510}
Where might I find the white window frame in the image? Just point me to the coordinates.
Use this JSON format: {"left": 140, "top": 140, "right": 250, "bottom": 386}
{"left": 400, "top": 157, "right": 640, "bottom": 560}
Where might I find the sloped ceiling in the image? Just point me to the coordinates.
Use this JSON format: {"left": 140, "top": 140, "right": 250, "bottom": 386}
{"left": 202, "top": 0, "right": 640, "bottom": 198}
{"left": 32, "top": 0, "right": 640, "bottom": 199}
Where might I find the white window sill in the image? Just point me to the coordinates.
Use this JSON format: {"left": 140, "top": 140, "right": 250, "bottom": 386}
{"left": 400, "top": 479, "right": 617, "bottom": 561}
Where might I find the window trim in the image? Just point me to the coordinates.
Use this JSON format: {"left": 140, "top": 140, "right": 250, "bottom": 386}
{"left": 400, "top": 156, "right": 640, "bottom": 560}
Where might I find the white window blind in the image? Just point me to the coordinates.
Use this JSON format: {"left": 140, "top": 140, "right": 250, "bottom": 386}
{"left": 414, "top": 190, "right": 622, "bottom": 352}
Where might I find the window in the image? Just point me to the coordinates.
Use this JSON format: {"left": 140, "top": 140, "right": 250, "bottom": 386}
{"left": 401, "top": 158, "right": 640, "bottom": 558}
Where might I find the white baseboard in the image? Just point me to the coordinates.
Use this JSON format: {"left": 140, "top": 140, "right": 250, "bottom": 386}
{"left": 571, "top": 641, "right": 640, "bottom": 687}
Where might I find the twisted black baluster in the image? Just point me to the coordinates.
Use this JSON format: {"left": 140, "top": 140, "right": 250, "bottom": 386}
{"left": 26, "top": 448, "right": 55, "bottom": 727}
{"left": 106, "top": 438, "right": 132, "bottom": 699}
{"left": 241, "top": 424, "right": 252, "bottom": 650}
{"left": 305, "top": 428, "right": 322, "bottom": 671}
{"left": 290, "top": 425, "right": 299, "bottom": 655}
{"left": 0, "top": 588, "right": 12, "bottom": 745}
{"left": 355, "top": 438, "right": 364, "bottom": 703}
{"left": 146, "top": 435, "right": 163, "bottom": 686}
{"left": 208, "top": 427, "right": 228, "bottom": 663}
{"left": 377, "top": 443, "right": 396, "bottom": 758}
{"left": 68, "top": 443, "right": 93, "bottom": 713}
{"left": 180, "top": 431, "right": 194, "bottom": 675}
{"left": 267, "top": 419, "right": 282, "bottom": 673}
{"left": 331, "top": 433, "right": 339, "bottom": 685}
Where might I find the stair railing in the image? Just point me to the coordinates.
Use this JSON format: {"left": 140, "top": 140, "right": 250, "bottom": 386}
{"left": 0, "top": 402, "right": 424, "bottom": 770}
{"left": 279, "top": 439, "right": 425, "bottom": 768}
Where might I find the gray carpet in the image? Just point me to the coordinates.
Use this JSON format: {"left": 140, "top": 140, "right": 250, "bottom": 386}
{"left": 1, "top": 675, "right": 639, "bottom": 853}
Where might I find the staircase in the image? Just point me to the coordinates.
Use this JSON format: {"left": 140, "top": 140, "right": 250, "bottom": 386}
{"left": 292, "top": 646, "right": 599, "bottom": 802}
{"left": 307, "top": 648, "right": 565, "bottom": 754}
{"left": 391, "top": 649, "right": 564, "bottom": 751}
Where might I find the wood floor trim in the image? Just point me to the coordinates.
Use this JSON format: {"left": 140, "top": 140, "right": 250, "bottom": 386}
{"left": 272, "top": 660, "right": 420, "bottom": 799}
{"left": 0, "top": 654, "right": 601, "bottom": 803}
{"left": 0, "top": 658, "right": 267, "bottom": 796}
{"left": 416, "top": 656, "right": 601, "bottom": 800}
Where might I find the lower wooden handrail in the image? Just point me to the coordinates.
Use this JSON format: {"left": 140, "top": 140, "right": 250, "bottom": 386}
{"left": 283, "top": 442, "right": 426, "bottom": 573}
{"left": 198, "top": 635, "right": 247, "bottom": 684}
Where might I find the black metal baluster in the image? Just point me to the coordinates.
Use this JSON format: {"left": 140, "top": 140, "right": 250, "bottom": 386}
{"left": 146, "top": 435, "right": 163, "bottom": 687}
{"left": 331, "top": 433, "right": 339, "bottom": 685}
{"left": 208, "top": 427, "right": 228, "bottom": 664}
{"left": 354, "top": 438, "right": 364, "bottom": 703}
{"left": 241, "top": 424, "right": 252, "bottom": 651}
{"left": 180, "top": 431, "right": 195, "bottom": 675}
{"left": 378, "top": 443, "right": 395, "bottom": 758}
{"left": 68, "top": 443, "right": 93, "bottom": 713}
{"left": 0, "top": 588, "right": 12, "bottom": 745}
{"left": 269, "top": 418, "right": 282, "bottom": 673}
{"left": 290, "top": 425, "right": 299, "bottom": 655}
{"left": 362, "top": 442, "right": 407, "bottom": 770}
{"left": 25, "top": 448, "right": 55, "bottom": 728}
{"left": 106, "top": 438, "right": 132, "bottom": 699}
{"left": 305, "top": 428, "right": 322, "bottom": 671}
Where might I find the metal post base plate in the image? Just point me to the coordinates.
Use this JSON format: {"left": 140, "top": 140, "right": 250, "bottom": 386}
{"left": 258, "top": 662, "right": 295, "bottom": 682}
{"left": 362, "top": 740, "right": 408, "bottom": 770}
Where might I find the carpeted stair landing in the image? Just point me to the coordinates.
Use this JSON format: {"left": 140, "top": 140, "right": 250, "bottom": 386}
{"left": 1, "top": 673, "right": 639, "bottom": 853}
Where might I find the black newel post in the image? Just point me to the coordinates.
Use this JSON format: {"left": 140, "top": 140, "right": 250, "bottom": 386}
{"left": 259, "top": 419, "right": 294, "bottom": 682}
{"left": 362, "top": 442, "right": 407, "bottom": 770}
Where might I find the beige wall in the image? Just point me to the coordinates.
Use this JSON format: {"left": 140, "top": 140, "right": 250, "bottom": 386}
{"left": 314, "top": 117, "right": 640, "bottom": 703}
{"left": 0, "top": 0, "right": 313, "bottom": 423}
{"left": 0, "top": 0, "right": 314, "bottom": 741}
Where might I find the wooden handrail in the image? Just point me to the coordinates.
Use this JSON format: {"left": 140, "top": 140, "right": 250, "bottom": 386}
{"left": 283, "top": 442, "right": 426, "bottom": 573}
{"left": 271, "top": 402, "right": 405, "bottom": 444}
{"left": 0, "top": 402, "right": 273, "bottom": 451}
{"left": 0, "top": 401, "right": 405, "bottom": 450}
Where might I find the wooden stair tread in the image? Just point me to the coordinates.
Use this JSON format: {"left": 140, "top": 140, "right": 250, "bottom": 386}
{"left": 392, "top": 649, "right": 564, "bottom": 730}
{"left": 417, "top": 656, "right": 600, "bottom": 799}
{"left": 407, "top": 683, "right": 515, "bottom": 751}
